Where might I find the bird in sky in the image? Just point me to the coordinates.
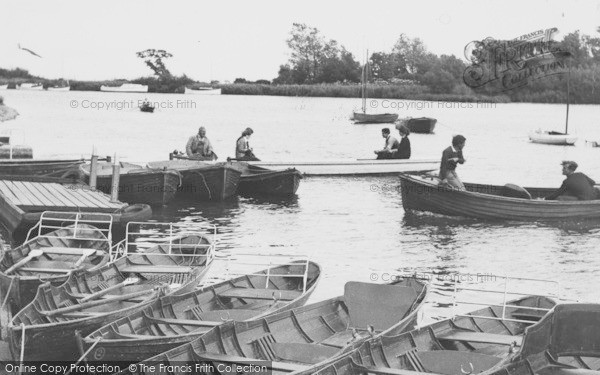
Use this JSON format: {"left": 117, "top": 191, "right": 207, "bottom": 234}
{"left": 17, "top": 43, "right": 42, "bottom": 58}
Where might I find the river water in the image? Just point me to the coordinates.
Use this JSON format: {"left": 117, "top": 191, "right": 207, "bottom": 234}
{"left": 2, "top": 90, "right": 600, "bottom": 322}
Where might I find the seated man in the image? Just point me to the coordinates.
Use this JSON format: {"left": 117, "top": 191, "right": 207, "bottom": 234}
{"left": 545, "top": 161, "right": 597, "bottom": 201}
{"left": 186, "top": 126, "right": 217, "bottom": 160}
{"left": 374, "top": 128, "right": 399, "bottom": 160}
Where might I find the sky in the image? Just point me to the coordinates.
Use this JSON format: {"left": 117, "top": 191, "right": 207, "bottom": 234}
{"left": 1, "top": 0, "right": 599, "bottom": 82}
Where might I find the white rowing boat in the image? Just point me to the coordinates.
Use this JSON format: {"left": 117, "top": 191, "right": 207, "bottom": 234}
{"left": 184, "top": 87, "right": 221, "bottom": 95}
{"left": 247, "top": 158, "right": 438, "bottom": 176}
{"left": 100, "top": 83, "right": 148, "bottom": 93}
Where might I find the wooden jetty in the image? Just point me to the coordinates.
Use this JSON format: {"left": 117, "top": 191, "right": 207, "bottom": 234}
{"left": 0, "top": 179, "right": 151, "bottom": 239}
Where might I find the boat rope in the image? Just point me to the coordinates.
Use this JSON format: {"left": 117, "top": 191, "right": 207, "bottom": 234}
{"left": 19, "top": 323, "right": 26, "bottom": 364}
{"left": 0, "top": 277, "right": 15, "bottom": 312}
{"left": 66, "top": 337, "right": 102, "bottom": 375}
{"left": 191, "top": 171, "right": 212, "bottom": 200}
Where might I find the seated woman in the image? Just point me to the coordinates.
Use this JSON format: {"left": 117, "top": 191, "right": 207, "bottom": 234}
{"left": 392, "top": 124, "right": 411, "bottom": 159}
{"left": 236, "top": 127, "right": 260, "bottom": 161}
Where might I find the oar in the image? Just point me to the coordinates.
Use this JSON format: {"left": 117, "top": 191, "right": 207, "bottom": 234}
{"left": 5, "top": 249, "right": 44, "bottom": 275}
{"left": 41, "top": 288, "right": 156, "bottom": 317}
{"left": 73, "top": 249, "right": 98, "bottom": 269}
{"left": 77, "top": 277, "right": 140, "bottom": 304}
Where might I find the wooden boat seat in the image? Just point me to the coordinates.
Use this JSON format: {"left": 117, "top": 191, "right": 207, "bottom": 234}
{"left": 198, "top": 309, "right": 259, "bottom": 321}
{"left": 319, "top": 330, "right": 357, "bottom": 348}
{"left": 39, "top": 247, "right": 101, "bottom": 256}
{"left": 195, "top": 352, "right": 309, "bottom": 372}
{"left": 121, "top": 265, "right": 193, "bottom": 274}
{"left": 67, "top": 292, "right": 147, "bottom": 303}
{"left": 437, "top": 331, "right": 522, "bottom": 346}
{"left": 143, "top": 315, "right": 221, "bottom": 328}
{"left": 270, "top": 342, "right": 340, "bottom": 364}
{"left": 344, "top": 282, "right": 418, "bottom": 331}
{"left": 354, "top": 364, "right": 430, "bottom": 375}
{"left": 19, "top": 267, "right": 73, "bottom": 273}
{"left": 62, "top": 311, "right": 106, "bottom": 318}
{"left": 217, "top": 288, "right": 302, "bottom": 301}
{"left": 416, "top": 350, "right": 503, "bottom": 375}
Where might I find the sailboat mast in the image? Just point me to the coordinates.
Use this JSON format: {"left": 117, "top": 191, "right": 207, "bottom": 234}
{"left": 361, "top": 50, "right": 368, "bottom": 113}
{"left": 565, "top": 63, "right": 570, "bottom": 134}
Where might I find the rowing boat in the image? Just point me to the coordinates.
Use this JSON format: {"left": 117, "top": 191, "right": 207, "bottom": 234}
{"left": 0, "top": 214, "right": 113, "bottom": 311}
{"left": 132, "top": 278, "right": 428, "bottom": 374}
{"left": 0, "top": 158, "right": 84, "bottom": 177}
{"left": 399, "top": 174, "right": 600, "bottom": 221}
{"left": 80, "top": 162, "right": 181, "bottom": 206}
{"left": 495, "top": 304, "right": 600, "bottom": 374}
{"left": 301, "top": 295, "right": 556, "bottom": 375}
{"left": 247, "top": 159, "right": 438, "bottom": 176}
{"left": 148, "top": 160, "right": 241, "bottom": 200}
{"left": 398, "top": 117, "right": 437, "bottom": 134}
{"left": 353, "top": 112, "right": 399, "bottom": 124}
{"left": 7, "top": 226, "right": 215, "bottom": 361}
{"left": 81, "top": 260, "right": 321, "bottom": 363}
{"left": 237, "top": 163, "right": 302, "bottom": 196}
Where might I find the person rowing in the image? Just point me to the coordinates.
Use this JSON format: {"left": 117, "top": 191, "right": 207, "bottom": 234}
{"left": 186, "top": 126, "right": 217, "bottom": 160}
{"left": 236, "top": 127, "right": 260, "bottom": 161}
{"left": 439, "top": 135, "right": 466, "bottom": 190}
{"left": 545, "top": 161, "right": 598, "bottom": 201}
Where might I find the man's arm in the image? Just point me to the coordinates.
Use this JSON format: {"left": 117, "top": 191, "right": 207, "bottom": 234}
{"left": 205, "top": 138, "right": 214, "bottom": 154}
{"left": 439, "top": 148, "right": 450, "bottom": 179}
{"left": 545, "top": 180, "right": 567, "bottom": 200}
{"left": 185, "top": 137, "right": 194, "bottom": 157}
{"left": 457, "top": 150, "right": 465, "bottom": 164}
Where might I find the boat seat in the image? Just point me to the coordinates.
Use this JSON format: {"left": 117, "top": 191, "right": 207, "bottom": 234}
{"left": 39, "top": 247, "right": 101, "bottom": 256}
{"left": 18, "top": 267, "right": 72, "bottom": 273}
{"left": 344, "top": 282, "right": 418, "bottom": 331}
{"left": 62, "top": 311, "right": 106, "bottom": 318}
{"left": 143, "top": 315, "right": 221, "bottom": 329}
{"left": 416, "top": 350, "right": 503, "bottom": 375}
{"left": 198, "top": 309, "right": 259, "bottom": 322}
{"left": 355, "top": 364, "right": 431, "bottom": 375}
{"left": 271, "top": 342, "right": 341, "bottom": 364}
{"left": 194, "top": 351, "right": 309, "bottom": 372}
{"left": 121, "top": 265, "right": 193, "bottom": 274}
{"left": 319, "top": 330, "right": 358, "bottom": 348}
{"left": 437, "top": 331, "right": 522, "bottom": 346}
{"left": 217, "top": 288, "right": 302, "bottom": 301}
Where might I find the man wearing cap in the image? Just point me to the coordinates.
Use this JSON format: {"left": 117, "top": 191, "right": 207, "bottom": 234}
{"left": 545, "top": 161, "right": 597, "bottom": 201}
{"left": 186, "top": 126, "right": 217, "bottom": 160}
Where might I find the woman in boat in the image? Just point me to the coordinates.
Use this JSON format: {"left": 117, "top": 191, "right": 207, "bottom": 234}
{"left": 236, "top": 127, "right": 259, "bottom": 161}
{"left": 393, "top": 124, "right": 411, "bottom": 159}
{"left": 439, "top": 135, "right": 466, "bottom": 190}
{"left": 186, "top": 126, "right": 217, "bottom": 160}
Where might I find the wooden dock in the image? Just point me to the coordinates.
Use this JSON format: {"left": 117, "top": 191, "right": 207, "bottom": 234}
{"left": 0, "top": 180, "right": 129, "bottom": 236}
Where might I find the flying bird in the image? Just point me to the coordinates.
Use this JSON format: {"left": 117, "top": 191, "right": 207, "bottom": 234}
{"left": 17, "top": 43, "right": 42, "bottom": 58}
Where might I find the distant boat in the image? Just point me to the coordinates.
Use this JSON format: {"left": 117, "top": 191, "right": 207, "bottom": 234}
{"left": 353, "top": 50, "right": 398, "bottom": 124}
{"left": 528, "top": 64, "right": 576, "bottom": 145}
{"left": 0, "top": 84, "right": 8, "bottom": 90}
{"left": 47, "top": 82, "right": 70, "bottom": 92}
{"left": 398, "top": 117, "right": 437, "bottom": 134}
{"left": 184, "top": 87, "right": 221, "bottom": 95}
{"left": 16, "top": 83, "right": 44, "bottom": 91}
{"left": 139, "top": 102, "right": 155, "bottom": 113}
{"left": 100, "top": 83, "right": 148, "bottom": 93}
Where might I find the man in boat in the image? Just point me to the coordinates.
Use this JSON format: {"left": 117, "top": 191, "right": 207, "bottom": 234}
{"left": 374, "top": 128, "right": 399, "bottom": 159}
{"left": 236, "top": 127, "right": 259, "bottom": 161}
{"left": 186, "top": 126, "right": 217, "bottom": 160}
{"left": 439, "top": 135, "right": 466, "bottom": 190}
{"left": 545, "top": 161, "right": 598, "bottom": 201}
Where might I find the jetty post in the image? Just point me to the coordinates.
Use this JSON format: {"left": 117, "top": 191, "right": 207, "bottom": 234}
{"left": 110, "top": 154, "right": 120, "bottom": 203}
{"left": 89, "top": 146, "right": 98, "bottom": 190}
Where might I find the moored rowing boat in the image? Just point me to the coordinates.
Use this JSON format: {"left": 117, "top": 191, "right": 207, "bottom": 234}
{"left": 237, "top": 163, "right": 302, "bottom": 196}
{"left": 249, "top": 159, "right": 438, "bottom": 176}
{"left": 82, "top": 259, "right": 321, "bottom": 363}
{"left": 399, "top": 173, "right": 600, "bottom": 221}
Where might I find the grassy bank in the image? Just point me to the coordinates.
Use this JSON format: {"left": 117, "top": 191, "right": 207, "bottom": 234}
{"left": 217, "top": 83, "right": 510, "bottom": 103}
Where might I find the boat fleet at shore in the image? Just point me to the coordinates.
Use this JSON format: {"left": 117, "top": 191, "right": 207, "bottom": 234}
{"left": 0, "top": 82, "right": 222, "bottom": 94}
{"left": 0, "top": 214, "right": 599, "bottom": 374}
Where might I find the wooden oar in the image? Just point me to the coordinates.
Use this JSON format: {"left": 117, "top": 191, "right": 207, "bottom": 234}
{"left": 78, "top": 277, "right": 140, "bottom": 304}
{"left": 5, "top": 249, "right": 44, "bottom": 275}
{"left": 73, "top": 249, "right": 99, "bottom": 268}
{"left": 41, "top": 288, "right": 157, "bottom": 317}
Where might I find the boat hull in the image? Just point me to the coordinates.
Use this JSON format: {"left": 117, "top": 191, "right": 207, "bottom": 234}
{"left": 0, "top": 159, "right": 84, "bottom": 177}
{"left": 148, "top": 161, "right": 241, "bottom": 200}
{"left": 184, "top": 87, "right": 222, "bottom": 95}
{"left": 249, "top": 159, "right": 438, "bottom": 176}
{"left": 47, "top": 86, "right": 70, "bottom": 91}
{"left": 400, "top": 174, "right": 600, "bottom": 221}
{"left": 529, "top": 131, "right": 577, "bottom": 145}
{"left": 81, "top": 166, "right": 180, "bottom": 206}
{"left": 17, "top": 84, "right": 44, "bottom": 91}
{"left": 404, "top": 117, "right": 437, "bottom": 133}
{"left": 353, "top": 112, "right": 399, "bottom": 124}
{"left": 100, "top": 84, "right": 148, "bottom": 93}
{"left": 238, "top": 165, "right": 302, "bottom": 196}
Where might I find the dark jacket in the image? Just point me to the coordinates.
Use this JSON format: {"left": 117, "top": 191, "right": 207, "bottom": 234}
{"left": 393, "top": 137, "right": 411, "bottom": 159}
{"left": 545, "top": 172, "right": 597, "bottom": 200}
{"left": 439, "top": 146, "right": 465, "bottom": 179}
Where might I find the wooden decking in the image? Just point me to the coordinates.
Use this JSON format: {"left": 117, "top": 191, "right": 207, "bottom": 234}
{"left": 0, "top": 180, "right": 125, "bottom": 212}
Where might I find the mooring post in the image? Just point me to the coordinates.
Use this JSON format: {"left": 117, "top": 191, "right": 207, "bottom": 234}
{"left": 89, "top": 146, "right": 98, "bottom": 190}
{"left": 110, "top": 154, "right": 120, "bottom": 203}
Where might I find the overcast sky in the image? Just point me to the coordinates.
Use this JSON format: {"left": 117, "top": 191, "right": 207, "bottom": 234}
{"left": 1, "top": 0, "right": 599, "bottom": 82}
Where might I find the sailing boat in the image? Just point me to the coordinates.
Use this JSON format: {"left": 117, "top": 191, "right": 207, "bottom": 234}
{"left": 352, "top": 51, "right": 398, "bottom": 124}
{"left": 528, "top": 63, "right": 577, "bottom": 145}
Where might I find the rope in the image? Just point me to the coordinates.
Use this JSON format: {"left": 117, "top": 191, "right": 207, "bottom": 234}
{"left": 190, "top": 171, "right": 212, "bottom": 200}
{"left": 1, "top": 277, "right": 15, "bottom": 311}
